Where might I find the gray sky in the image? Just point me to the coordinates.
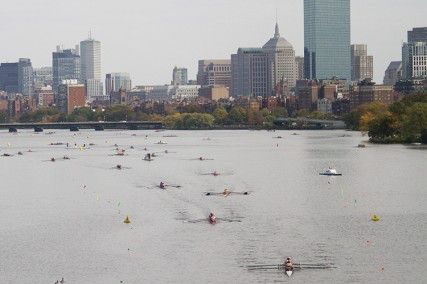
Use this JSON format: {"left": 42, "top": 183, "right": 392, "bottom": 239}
{"left": 0, "top": 0, "right": 426, "bottom": 85}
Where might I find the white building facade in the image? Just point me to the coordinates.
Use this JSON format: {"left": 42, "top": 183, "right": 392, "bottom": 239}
{"left": 80, "top": 38, "right": 102, "bottom": 101}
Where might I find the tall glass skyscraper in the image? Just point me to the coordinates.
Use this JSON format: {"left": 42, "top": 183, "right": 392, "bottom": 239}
{"left": 304, "top": 0, "right": 351, "bottom": 80}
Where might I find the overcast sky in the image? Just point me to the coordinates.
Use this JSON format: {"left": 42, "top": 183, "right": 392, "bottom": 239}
{"left": 0, "top": 0, "right": 425, "bottom": 85}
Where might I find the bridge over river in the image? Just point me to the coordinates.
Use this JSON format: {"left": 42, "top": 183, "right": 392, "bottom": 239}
{"left": 274, "top": 117, "right": 346, "bottom": 129}
{"left": 0, "top": 121, "right": 163, "bottom": 132}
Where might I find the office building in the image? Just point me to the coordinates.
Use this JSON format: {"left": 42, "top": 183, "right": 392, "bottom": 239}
{"left": 33, "top": 67, "right": 53, "bottom": 89}
{"left": 383, "top": 61, "right": 402, "bottom": 85}
{"left": 136, "top": 85, "right": 175, "bottom": 101}
{"left": 17, "top": 59, "right": 34, "bottom": 97}
{"left": 197, "top": 60, "right": 231, "bottom": 87}
{"left": 402, "top": 40, "right": 427, "bottom": 80}
{"left": 349, "top": 85, "right": 396, "bottom": 109}
{"left": 295, "top": 56, "right": 305, "bottom": 80}
{"left": 80, "top": 37, "right": 101, "bottom": 101}
{"left": 262, "top": 23, "right": 297, "bottom": 90}
{"left": 0, "top": 58, "right": 33, "bottom": 96}
{"left": 52, "top": 47, "right": 80, "bottom": 93}
{"left": 86, "top": 79, "right": 103, "bottom": 101}
{"left": 231, "top": 48, "right": 268, "bottom": 97}
{"left": 57, "top": 80, "right": 86, "bottom": 114}
{"left": 408, "top": 27, "right": 427, "bottom": 43}
{"left": 296, "top": 80, "right": 319, "bottom": 111}
{"left": 105, "top": 73, "right": 132, "bottom": 96}
{"left": 351, "top": 44, "right": 373, "bottom": 82}
{"left": 304, "top": 0, "right": 351, "bottom": 80}
{"left": 317, "top": 98, "right": 332, "bottom": 113}
{"left": 172, "top": 67, "right": 188, "bottom": 86}
{"left": 171, "top": 85, "right": 201, "bottom": 99}
{"left": 0, "top": 63, "right": 18, "bottom": 93}
{"left": 34, "top": 85, "right": 54, "bottom": 107}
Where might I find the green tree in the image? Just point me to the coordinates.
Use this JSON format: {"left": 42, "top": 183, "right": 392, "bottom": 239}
{"left": 400, "top": 103, "right": 427, "bottom": 143}
{"left": 271, "top": 107, "right": 288, "bottom": 118}
{"left": 0, "top": 111, "right": 8, "bottom": 123}
{"left": 368, "top": 113, "right": 398, "bottom": 143}
{"left": 212, "top": 107, "right": 228, "bottom": 124}
{"left": 228, "top": 107, "right": 247, "bottom": 124}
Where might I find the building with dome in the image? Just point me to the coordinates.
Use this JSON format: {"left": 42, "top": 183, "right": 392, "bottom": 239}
{"left": 262, "top": 23, "right": 297, "bottom": 90}
{"left": 231, "top": 23, "right": 297, "bottom": 98}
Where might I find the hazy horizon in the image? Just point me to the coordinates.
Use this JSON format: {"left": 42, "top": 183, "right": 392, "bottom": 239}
{"left": 0, "top": 0, "right": 426, "bottom": 85}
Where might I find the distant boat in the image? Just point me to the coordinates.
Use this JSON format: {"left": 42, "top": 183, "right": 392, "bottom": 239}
{"left": 319, "top": 168, "right": 342, "bottom": 176}
{"left": 358, "top": 144, "right": 366, "bottom": 148}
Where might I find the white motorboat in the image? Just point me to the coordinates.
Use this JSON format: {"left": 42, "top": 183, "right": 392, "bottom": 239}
{"left": 319, "top": 168, "right": 342, "bottom": 176}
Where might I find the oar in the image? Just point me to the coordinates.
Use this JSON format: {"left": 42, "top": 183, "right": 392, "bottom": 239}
{"left": 168, "top": 185, "right": 182, "bottom": 189}
{"left": 296, "top": 263, "right": 335, "bottom": 267}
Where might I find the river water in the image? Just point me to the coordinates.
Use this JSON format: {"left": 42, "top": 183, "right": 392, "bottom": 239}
{"left": 0, "top": 130, "right": 426, "bottom": 284}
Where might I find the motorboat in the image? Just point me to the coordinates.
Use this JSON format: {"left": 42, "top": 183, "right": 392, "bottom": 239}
{"left": 319, "top": 168, "right": 342, "bottom": 176}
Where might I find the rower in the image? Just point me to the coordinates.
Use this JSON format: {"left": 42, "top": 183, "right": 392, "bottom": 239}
{"left": 213, "top": 171, "right": 219, "bottom": 176}
{"left": 209, "top": 212, "right": 217, "bottom": 224}
{"left": 116, "top": 164, "right": 122, "bottom": 170}
{"left": 284, "top": 257, "right": 294, "bottom": 270}
{"left": 159, "top": 182, "right": 165, "bottom": 189}
{"left": 199, "top": 157, "right": 204, "bottom": 161}
{"left": 223, "top": 189, "right": 230, "bottom": 196}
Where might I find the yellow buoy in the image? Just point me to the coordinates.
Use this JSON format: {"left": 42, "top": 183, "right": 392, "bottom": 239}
{"left": 124, "top": 216, "right": 131, "bottom": 224}
{"left": 371, "top": 215, "right": 380, "bottom": 222}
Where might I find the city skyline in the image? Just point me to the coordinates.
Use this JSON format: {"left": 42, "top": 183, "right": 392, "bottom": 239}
{"left": 0, "top": 0, "right": 426, "bottom": 85}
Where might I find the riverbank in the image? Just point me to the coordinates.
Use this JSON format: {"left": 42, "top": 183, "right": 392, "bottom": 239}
{"left": 345, "top": 92, "right": 427, "bottom": 144}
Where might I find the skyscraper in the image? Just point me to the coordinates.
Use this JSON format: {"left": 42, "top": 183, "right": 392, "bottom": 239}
{"left": 52, "top": 47, "right": 80, "bottom": 93}
{"left": 231, "top": 24, "right": 296, "bottom": 97}
{"left": 231, "top": 48, "right": 268, "bottom": 97}
{"left": 0, "top": 63, "right": 19, "bottom": 93}
{"left": 295, "top": 56, "right": 305, "bottom": 80}
{"left": 262, "top": 23, "right": 297, "bottom": 90}
{"left": 18, "top": 58, "right": 34, "bottom": 97}
{"left": 351, "top": 44, "right": 373, "bottom": 82}
{"left": 402, "top": 27, "right": 427, "bottom": 80}
{"left": 304, "top": 0, "right": 351, "bottom": 80}
{"left": 0, "top": 58, "right": 33, "bottom": 96}
{"left": 408, "top": 27, "right": 427, "bottom": 43}
{"left": 172, "top": 67, "right": 188, "bottom": 86}
{"left": 383, "top": 61, "right": 402, "bottom": 85}
{"left": 80, "top": 37, "right": 101, "bottom": 100}
{"left": 105, "top": 73, "right": 132, "bottom": 96}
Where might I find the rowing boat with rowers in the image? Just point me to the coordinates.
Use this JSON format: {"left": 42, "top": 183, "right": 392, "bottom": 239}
{"left": 246, "top": 263, "right": 336, "bottom": 274}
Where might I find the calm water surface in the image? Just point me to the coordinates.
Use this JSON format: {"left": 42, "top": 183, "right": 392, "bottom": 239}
{"left": 0, "top": 130, "right": 426, "bottom": 284}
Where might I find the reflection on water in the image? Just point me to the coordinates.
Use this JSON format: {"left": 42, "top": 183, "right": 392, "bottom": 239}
{"left": 0, "top": 130, "right": 426, "bottom": 283}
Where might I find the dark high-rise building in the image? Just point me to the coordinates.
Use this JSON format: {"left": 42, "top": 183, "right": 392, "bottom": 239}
{"left": 295, "top": 56, "right": 305, "bottom": 80}
{"left": 0, "top": 58, "right": 33, "bottom": 96}
{"left": 383, "top": 61, "right": 402, "bottom": 86}
{"left": 408, "top": 27, "right": 427, "bottom": 43}
{"left": 0, "top": 63, "right": 19, "bottom": 93}
{"left": 52, "top": 47, "right": 81, "bottom": 93}
{"left": 304, "top": 0, "right": 351, "bottom": 80}
{"left": 231, "top": 48, "right": 268, "bottom": 97}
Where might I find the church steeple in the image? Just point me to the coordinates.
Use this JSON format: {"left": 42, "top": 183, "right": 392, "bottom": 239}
{"left": 274, "top": 22, "right": 280, "bottom": 38}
